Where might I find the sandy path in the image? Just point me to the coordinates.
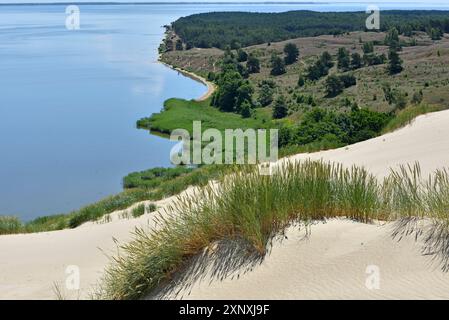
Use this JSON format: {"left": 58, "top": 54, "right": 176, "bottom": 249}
{"left": 2, "top": 110, "right": 449, "bottom": 299}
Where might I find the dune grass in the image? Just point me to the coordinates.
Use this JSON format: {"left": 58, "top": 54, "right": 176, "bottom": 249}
{"left": 131, "top": 204, "right": 146, "bottom": 218}
{"left": 0, "top": 216, "right": 22, "bottom": 235}
{"left": 96, "top": 160, "right": 449, "bottom": 300}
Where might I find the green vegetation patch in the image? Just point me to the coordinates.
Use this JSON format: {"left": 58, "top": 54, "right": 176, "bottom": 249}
{"left": 137, "top": 98, "right": 270, "bottom": 135}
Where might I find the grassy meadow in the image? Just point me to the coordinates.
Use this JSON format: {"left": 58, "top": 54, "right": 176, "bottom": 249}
{"left": 137, "top": 97, "right": 271, "bottom": 135}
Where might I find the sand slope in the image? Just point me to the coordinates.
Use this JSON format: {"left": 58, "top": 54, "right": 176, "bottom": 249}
{"left": 2, "top": 110, "right": 449, "bottom": 299}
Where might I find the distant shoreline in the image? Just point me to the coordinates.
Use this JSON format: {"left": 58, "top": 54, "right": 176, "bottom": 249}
{"left": 0, "top": 2, "right": 325, "bottom": 6}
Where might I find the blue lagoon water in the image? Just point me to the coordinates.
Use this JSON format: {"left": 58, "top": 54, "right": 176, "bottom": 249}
{"left": 1, "top": 2, "right": 448, "bottom": 220}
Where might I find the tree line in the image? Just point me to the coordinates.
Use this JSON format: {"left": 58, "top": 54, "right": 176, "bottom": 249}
{"left": 171, "top": 10, "right": 449, "bottom": 49}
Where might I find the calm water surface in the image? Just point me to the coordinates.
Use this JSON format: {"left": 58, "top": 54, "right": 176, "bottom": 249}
{"left": 1, "top": 2, "right": 448, "bottom": 220}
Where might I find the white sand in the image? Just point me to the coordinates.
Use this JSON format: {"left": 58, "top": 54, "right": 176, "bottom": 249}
{"left": 2, "top": 110, "right": 449, "bottom": 299}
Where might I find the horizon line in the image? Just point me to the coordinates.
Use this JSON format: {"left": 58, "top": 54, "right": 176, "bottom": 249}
{"left": 0, "top": 1, "right": 326, "bottom": 5}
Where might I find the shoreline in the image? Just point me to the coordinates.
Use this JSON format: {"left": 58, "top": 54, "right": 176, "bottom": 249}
{"left": 158, "top": 57, "right": 216, "bottom": 102}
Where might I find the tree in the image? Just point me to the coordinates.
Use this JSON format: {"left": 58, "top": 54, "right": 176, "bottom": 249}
{"left": 388, "top": 48, "right": 403, "bottom": 75}
{"left": 364, "top": 53, "right": 386, "bottom": 66}
{"left": 235, "top": 81, "right": 254, "bottom": 112}
{"left": 230, "top": 39, "right": 241, "bottom": 50}
{"left": 258, "top": 84, "right": 274, "bottom": 107}
{"left": 429, "top": 28, "right": 442, "bottom": 40}
{"left": 402, "top": 24, "right": 413, "bottom": 37}
{"left": 240, "top": 100, "right": 252, "bottom": 118}
{"left": 350, "top": 52, "right": 363, "bottom": 69}
{"left": 325, "top": 74, "right": 344, "bottom": 97}
{"left": 175, "top": 39, "right": 183, "bottom": 51}
{"left": 307, "top": 56, "right": 330, "bottom": 81}
{"left": 165, "top": 39, "right": 174, "bottom": 51}
{"left": 385, "top": 27, "right": 401, "bottom": 50}
{"left": 246, "top": 54, "right": 260, "bottom": 73}
{"left": 298, "top": 75, "right": 305, "bottom": 87}
{"left": 237, "top": 49, "right": 248, "bottom": 62}
{"left": 272, "top": 95, "right": 288, "bottom": 119}
{"left": 213, "top": 71, "right": 243, "bottom": 112}
{"left": 270, "top": 54, "right": 286, "bottom": 76}
{"left": 284, "top": 43, "right": 299, "bottom": 65}
{"left": 337, "top": 48, "right": 350, "bottom": 71}
{"left": 362, "top": 42, "right": 374, "bottom": 54}
{"left": 320, "top": 51, "right": 334, "bottom": 69}
{"left": 339, "top": 73, "right": 357, "bottom": 88}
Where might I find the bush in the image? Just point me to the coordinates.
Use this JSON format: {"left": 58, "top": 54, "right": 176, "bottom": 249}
{"left": 339, "top": 74, "right": 357, "bottom": 88}
{"left": 123, "top": 167, "right": 193, "bottom": 189}
{"left": 325, "top": 75, "right": 344, "bottom": 97}
{"left": 237, "top": 49, "right": 248, "bottom": 62}
{"left": 258, "top": 84, "right": 274, "bottom": 107}
{"left": 272, "top": 95, "right": 288, "bottom": 119}
{"left": 147, "top": 203, "right": 158, "bottom": 213}
{"left": 284, "top": 43, "right": 299, "bottom": 65}
{"left": 270, "top": 54, "right": 286, "bottom": 76}
{"left": 280, "top": 107, "right": 392, "bottom": 147}
{"left": 0, "top": 216, "right": 22, "bottom": 235}
{"left": 132, "top": 204, "right": 146, "bottom": 218}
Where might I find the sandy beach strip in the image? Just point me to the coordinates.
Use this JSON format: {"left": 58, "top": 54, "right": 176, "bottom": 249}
{"left": 159, "top": 60, "right": 216, "bottom": 101}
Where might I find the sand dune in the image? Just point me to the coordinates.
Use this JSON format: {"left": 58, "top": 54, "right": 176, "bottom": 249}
{"left": 150, "top": 219, "right": 449, "bottom": 300}
{"left": 2, "top": 110, "right": 449, "bottom": 300}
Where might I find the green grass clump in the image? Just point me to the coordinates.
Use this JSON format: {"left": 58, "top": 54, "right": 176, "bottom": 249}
{"left": 147, "top": 203, "right": 157, "bottom": 213}
{"left": 131, "top": 204, "right": 146, "bottom": 218}
{"left": 0, "top": 216, "right": 22, "bottom": 235}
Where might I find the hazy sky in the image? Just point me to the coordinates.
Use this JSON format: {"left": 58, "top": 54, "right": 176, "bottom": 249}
{"left": 0, "top": 0, "right": 445, "bottom": 3}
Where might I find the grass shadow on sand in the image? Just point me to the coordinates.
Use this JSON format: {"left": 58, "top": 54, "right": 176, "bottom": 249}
{"left": 147, "top": 222, "right": 313, "bottom": 300}
{"left": 392, "top": 217, "right": 449, "bottom": 272}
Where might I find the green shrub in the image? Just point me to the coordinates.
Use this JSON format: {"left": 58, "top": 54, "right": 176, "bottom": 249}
{"left": 147, "top": 203, "right": 158, "bottom": 213}
{"left": 0, "top": 216, "right": 22, "bottom": 235}
{"left": 131, "top": 204, "right": 146, "bottom": 218}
